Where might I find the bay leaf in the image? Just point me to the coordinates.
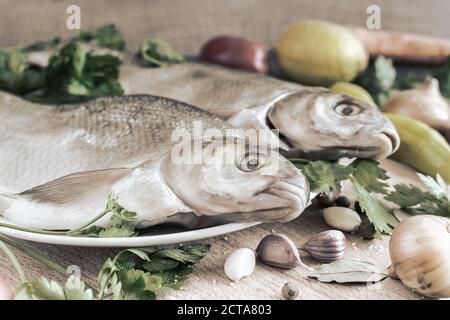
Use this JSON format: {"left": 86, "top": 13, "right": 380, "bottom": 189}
{"left": 308, "top": 259, "right": 388, "bottom": 283}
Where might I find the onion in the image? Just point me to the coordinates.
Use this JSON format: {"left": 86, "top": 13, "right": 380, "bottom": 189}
{"left": 389, "top": 215, "right": 450, "bottom": 298}
{"left": 384, "top": 77, "right": 450, "bottom": 142}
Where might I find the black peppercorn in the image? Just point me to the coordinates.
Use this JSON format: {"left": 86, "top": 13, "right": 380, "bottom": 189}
{"left": 335, "top": 196, "right": 351, "bottom": 208}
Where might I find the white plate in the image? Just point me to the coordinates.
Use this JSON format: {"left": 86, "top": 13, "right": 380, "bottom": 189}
{"left": 0, "top": 221, "right": 260, "bottom": 247}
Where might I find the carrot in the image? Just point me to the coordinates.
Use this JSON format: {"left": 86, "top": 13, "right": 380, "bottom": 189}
{"left": 349, "top": 27, "right": 450, "bottom": 65}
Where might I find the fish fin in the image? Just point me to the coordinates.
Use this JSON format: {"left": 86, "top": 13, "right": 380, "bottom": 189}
{"left": 18, "top": 168, "right": 132, "bottom": 205}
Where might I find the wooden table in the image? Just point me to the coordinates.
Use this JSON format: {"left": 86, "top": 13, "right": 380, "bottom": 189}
{"left": 0, "top": 203, "right": 421, "bottom": 300}
{"left": 1, "top": 0, "right": 440, "bottom": 300}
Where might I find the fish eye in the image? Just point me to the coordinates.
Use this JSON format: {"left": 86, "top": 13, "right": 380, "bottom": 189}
{"left": 334, "top": 101, "right": 362, "bottom": 116}
{"left": 237, "top": 152, "right": 266, "bottom": 172}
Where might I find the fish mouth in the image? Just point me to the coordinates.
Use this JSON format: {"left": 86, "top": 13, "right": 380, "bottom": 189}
{"left": 237, "top": 177, "right": 309, "bottom": 223}
{"left": 367, "top": 126, "right": 401, "bottom": 160}
{"left": 264, "top": 180, "right": 309, "bottom": 222}
{"left": 213, "top": 177, "right": 309, "bottom": 224}
{"left": 282, "top": 146, "right": 377, "bottom": 161}
{"left": 281, "top": 129, "right": 400, "bottom": 160}
{"left": 379, "top": 131, "right": 400, "bottom": 154}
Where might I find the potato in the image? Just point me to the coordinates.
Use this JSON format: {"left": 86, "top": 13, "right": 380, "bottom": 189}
{"left": 199, "top": 35, "right": 268, "bottom": 73}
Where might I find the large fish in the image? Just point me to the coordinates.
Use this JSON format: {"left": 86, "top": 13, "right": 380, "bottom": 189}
{"left": 118, "top": 62, "right": 400, "bottom": 160}
{"left": 27, "top": 49, "right": 400, "bottom": 160}
{"left": 0, "top": 92, "right": 310, "bottom": 230}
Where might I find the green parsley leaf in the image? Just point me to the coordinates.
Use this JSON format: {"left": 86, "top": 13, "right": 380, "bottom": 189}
{"left": 0, "top": 49, "right": 46, "bottom": 94}
{"left": 292, "top": 159, "right": 354, "bottom": 194}
{"left": 354, "top": 56, "right": 396, "bottom": 106}
{"left": 351, "top": 179, "right": 398, "bottom": 238}
{"left": 0, "top": 25, "right": 125, "bottom": 102}
{"left": 290, "top": 158, "right": 401, "bottom": 236}
{"left": 21, "top": 37, "right": 61, "bottom": 53}
{"left": 15, "top": 277, "right": 66, "bottom": 300}
{"left": 14, "top": 275, "right": 92, "bottom": 300}
{"left": 142, "top": 257, "right": 180, "bottom": 272}
{"left": 386, "top": 184, "right": 434, "bottom": 207}
{"left": 98, "top": 244, "right": 210, "bottom": 300}
{"left": 139, "top": 38, "right": 185, "bottom": 67}
{"left": 77, "top": 195, "right": 138, "bottom": 238}
{"left": 36, "top": 42, "right": 123, "bottom": 102}
{"left": 111, "top": 270, "right": 157, "bottom": 300}
{"left": 73, "top": 24, "right": 126, "bottom": 51}
{"left": 386, "top": 183, "right": 450, "bottom": 218}
{"left": 63, "top": 275, "right": 94, "bottom": 300}
{"left": 350, "top": 159, "right": 389, "bottom": 194}
{"left": 417, "top": 173, "right": 449, "bottom": 197}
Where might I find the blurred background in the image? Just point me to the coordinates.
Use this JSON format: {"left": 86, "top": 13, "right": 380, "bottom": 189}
{"left": 0, "top": 0, "right": 448, "bottom": 52}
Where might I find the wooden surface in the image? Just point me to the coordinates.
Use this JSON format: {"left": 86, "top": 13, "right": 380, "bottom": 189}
{"left": 0, "top": 0, "right": 442, "bottom": 300}
{"left": 0, "top": 158, "right": 426, "bottom": 299}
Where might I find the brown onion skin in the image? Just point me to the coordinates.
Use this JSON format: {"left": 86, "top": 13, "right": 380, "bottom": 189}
{"left": 199, "top": 35, "right": 268, "bottom": 73}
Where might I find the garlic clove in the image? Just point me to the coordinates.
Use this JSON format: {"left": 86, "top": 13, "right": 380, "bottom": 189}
{"left": 322, "top": 207, "right": 362, "bottom": 232}
{"left": 256, "top": 234, "right": 300, "bottom": 269}
{"left": 389, "top": 215, "right": 450, "bottom": 298}
{"left": 224, "top": 248, "right": 256, "bottom": 282}
{"left": 303, "top": 230, "right": 346, "bottom": 262}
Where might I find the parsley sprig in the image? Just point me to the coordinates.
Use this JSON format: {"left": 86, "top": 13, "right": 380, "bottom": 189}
{"left": 0, "top": 25, "right": 125, "bottom": 103}
{"left": 72, "top": 24, "right": 126, "bottom": 51}
{"left": 386, "top": 174, "right": 450, "bottom": 217}
{"left": 0, "top": 194, "right": 139, "bottom": 238}
{"left": 98, "top": 244, "right": 210, "bottom": 300}
{"left": 138, "top": 38, "right": 185, "bottom": 67}
{"left": 292, "top": 158, "right": 449, "bottom": 237}
{"left": 0, "top": 233, "right": 210, "bottom": 300}
{"left": 291, "top": 159, "right": 399, "bottom": 238}
{"left": 76, "top": 194, "right": 138, "bottom": 238}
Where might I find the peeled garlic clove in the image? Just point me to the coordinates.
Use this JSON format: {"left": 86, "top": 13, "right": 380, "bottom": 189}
{"left": 256, "top": 234, "right": 300, "bottom": 269}
{"left": 303, "top": 230, "right": 346, "bottom": 262}
{"left": 322, "top": 206, "right": 361, "bottom": 232}
{"left": 389, "top": 215, "right": 450, "bottom": 298}
{"left": 224, "top": 248, "right": 256, "bottom": 282}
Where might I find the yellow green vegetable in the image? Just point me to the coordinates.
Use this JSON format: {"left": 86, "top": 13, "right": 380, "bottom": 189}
{"left": 276, "top": 20, "right": 368, "bottom": 86}
{"left": 385, "top": 113, "right": 450, "bottom": 182}
{"left": 330, "top": 82, "right": 375, "bottom": 105}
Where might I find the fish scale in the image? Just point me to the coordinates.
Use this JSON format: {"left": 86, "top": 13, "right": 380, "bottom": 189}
{"left": 120, "top": 62, "right": 300, "bottom": 118}
{"left": 0, "top": 92, "right": 230, "bottom": 193}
